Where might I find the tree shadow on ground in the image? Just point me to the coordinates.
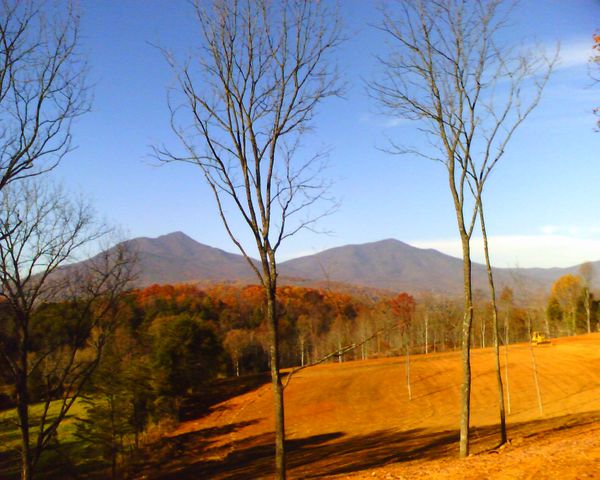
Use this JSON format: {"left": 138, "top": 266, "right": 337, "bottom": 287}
{"left": 132, "top": 419, "right": 264, "bottom": 479}
{"left": 180, "top": 373, "right": 270, "bottom": 421}
{"left": 0, "top": 409, "right": 86, "bottom": 480}
{"left": 148, "top": 426, "right": 463, "bottom": 479}
{"left": 0, "top": 449, "right": 19, "bottom": 479}
{"left": 0, "top": 439, "right": 107, "bottom": 480}
{"left": 148, "top": 409, "right": 600, "bottom": 479}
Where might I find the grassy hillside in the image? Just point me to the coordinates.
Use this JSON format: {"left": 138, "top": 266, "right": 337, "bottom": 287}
{"left": 3, "top": 335, "right": 600, "bottom": 479}
{"left": 140, "top": 333, "right": 600, "bottom": 479}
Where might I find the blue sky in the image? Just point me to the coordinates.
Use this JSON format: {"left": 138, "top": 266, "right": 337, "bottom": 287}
{"left": 50, "top": 0, "right": 600, "bottom": 268}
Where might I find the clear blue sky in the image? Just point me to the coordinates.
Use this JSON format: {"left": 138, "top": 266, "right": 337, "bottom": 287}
{"left": 50, "top": 0, "right": 600, "bottom": 268}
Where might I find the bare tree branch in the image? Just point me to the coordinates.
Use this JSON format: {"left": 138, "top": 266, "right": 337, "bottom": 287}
{"left": 0, "top": 0, "right": 90, "bottom": 191}
{"left": 283, "top": 323, "right": 398, "bottom": 390}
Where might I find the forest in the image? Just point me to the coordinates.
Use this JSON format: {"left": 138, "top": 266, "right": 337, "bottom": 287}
{"left": 1, "top": 277, "right": 598, "bottom": 477}
{"left": 0, "top": 0, "right": 598, "bottom": 479}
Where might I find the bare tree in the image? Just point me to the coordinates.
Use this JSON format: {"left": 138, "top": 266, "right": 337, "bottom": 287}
{"left": 579, "top": 262, "right": 595, "bottom": 334}
{"left": 223, "top": 328, "right": 250, "bottom": 376}
{"left": 499, "top": 287, "right": 513, "bottom": 414}
{"left": 0, "top": 0, "right": 89, "bottom": 190}
{"left": 0, "top": 181, "right": 135, "bottom": 480}
{"left": 592, "top": 32, "right": 599, "bottom": 128}
{"left": 156, "top": 1, "right": 341, "bottom": 478}
{"left": 372, "top": 0, "right": 554, "bottom": 456}
{"left": 526, "top": 308, "right": 544, "bottom": 416}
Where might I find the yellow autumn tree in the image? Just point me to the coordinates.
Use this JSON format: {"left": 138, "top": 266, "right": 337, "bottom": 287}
{"left": 550, "top": 274, "right": 583, "bottom": 335}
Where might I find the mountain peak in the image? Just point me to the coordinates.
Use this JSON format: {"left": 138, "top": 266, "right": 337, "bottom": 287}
{"left": 368, "top": 238, "right": 411, "bottom": 247}
{"left": 119, "top": 232, "right": 256, "bottom": 285}
{"left": 158, "top": 231, "right": 196, "bottom": 242}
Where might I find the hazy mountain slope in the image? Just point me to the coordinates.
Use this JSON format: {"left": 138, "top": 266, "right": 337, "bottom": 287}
{"left": 78, "top": 232, "right": 597, "bottom": 294}
{"left": 279, "top": 238, "right": 547, "bottom": 294}
{"left": 121, "top": 231, "right": 257, "bottom": 286}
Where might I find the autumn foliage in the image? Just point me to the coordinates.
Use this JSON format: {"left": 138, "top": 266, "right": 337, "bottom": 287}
{"left": 546, "top": 273, "right": 598, "bottom": 336}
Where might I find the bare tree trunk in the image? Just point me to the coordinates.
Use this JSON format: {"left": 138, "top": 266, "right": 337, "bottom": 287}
{"left": 110, "top": 395, "right": 117, "bottom": 480}
{"left": 459, "top": 234, "right": 473, "bottom": 458}
{"left": 405, "top": 336, "right": 412, "bottom": 401}
{"left": 529, "top": 345, "right": 544, "bottom": 416}
{"left": 504, "top": 316, "right": 511, "bottom": 415}
{"left": 584, "top": 287, "right": 591, "bottom": 334}
{"left": 17, "top": 384, "right": 31, "bottom": 480}
{"left": 424, "top": 312, "right": 429, "bottom": 355}
{"left": 527, "top": 314, "right": 544, "bottom": 416}
{"left": 479, "top": 205, "right": 507, "bottom": 445}
{"left": 16, "top": 316, "right": 32, "bottom": 480}
{"left": 580, "top": 263, "right": 594, "bottom": 334}
{"left": 266, "top": 275, "right": 285, "bottom": 480}
{"left": 481, "top": 318, "right": 486, "bottom": 349}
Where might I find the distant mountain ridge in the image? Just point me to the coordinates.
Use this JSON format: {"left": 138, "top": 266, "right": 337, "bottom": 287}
{"left": 120, "top": 231, "right": 257, "bottom": 286}
{"left": 94, "top": 232, "right": 598, "bottom": 295}
{"left": 280, "top": 238, "right": 544, "bottom": 294}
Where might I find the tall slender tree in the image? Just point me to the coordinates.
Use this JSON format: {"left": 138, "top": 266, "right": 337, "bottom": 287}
{"left": 372, "top": 0, "right": 554, "bottom": 456}
{"left": 593, "top": 31, "right": 599, "bottom": 128}
{"left": 579, "top": 262, "right": 594, "bottom": 334}
{"left": 156, "top": 1, "right": 341, "bottom": 478}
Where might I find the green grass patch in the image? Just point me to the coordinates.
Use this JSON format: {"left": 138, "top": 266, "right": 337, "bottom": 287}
{"left": 0, "top": 399, "right": 97, "bottom": 479}
{"left": 0, "top": 399, "right": 85, "bottom": 452}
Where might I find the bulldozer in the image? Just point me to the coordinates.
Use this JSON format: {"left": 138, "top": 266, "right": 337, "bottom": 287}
{"left": 531, "top": 331, "right": 551, "bottom": 346}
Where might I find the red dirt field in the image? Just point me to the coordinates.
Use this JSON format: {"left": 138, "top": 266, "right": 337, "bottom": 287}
{"left": 138, "top": 333, "right": 600, "bottom": 479}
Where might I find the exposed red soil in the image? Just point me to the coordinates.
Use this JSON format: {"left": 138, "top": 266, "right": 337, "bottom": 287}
{"left": 139, "top": 333, "right": 600, "bottom": 479}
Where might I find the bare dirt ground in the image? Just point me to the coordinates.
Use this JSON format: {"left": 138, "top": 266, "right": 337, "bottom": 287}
{"left": 138, "top": 333, "right": 600, "bottom": 479}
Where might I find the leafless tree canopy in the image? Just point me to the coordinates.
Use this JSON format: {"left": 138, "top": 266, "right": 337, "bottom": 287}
{"left": 0, "top": 0, "right": 89, "bottom": 191}
{"left": 157, "top": 0, "right": 342, "bottom": 277}
{"left": 0, "top": 181, "right": 136, "bottom": 478}
{"left": 372, "top": 0, "right": 555, "bottom": 206}
{"left": 0, "top": 183, "right": 97, "bottom": 304}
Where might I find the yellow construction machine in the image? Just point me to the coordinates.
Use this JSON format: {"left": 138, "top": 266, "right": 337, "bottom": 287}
{"left": 531, "top": 331, "right": 551, "bottom": 346}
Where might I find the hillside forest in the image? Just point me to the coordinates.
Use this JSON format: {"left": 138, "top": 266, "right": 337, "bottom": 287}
{"left": 1, "top": 276, "right": 598, "bottom": 477}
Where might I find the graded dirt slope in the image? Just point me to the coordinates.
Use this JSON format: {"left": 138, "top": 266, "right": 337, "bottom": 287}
{"left": 143, "top": 333, "right": 600, "bottom": 479}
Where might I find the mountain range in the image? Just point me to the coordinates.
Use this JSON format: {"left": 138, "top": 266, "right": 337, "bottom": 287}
{"left": 98, "top": 231, "right": 597, "bottom": 296}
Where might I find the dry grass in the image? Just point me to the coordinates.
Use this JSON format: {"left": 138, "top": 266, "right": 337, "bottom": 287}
{"left": 138, "top": 333, "right": 600, "bottom": 479}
